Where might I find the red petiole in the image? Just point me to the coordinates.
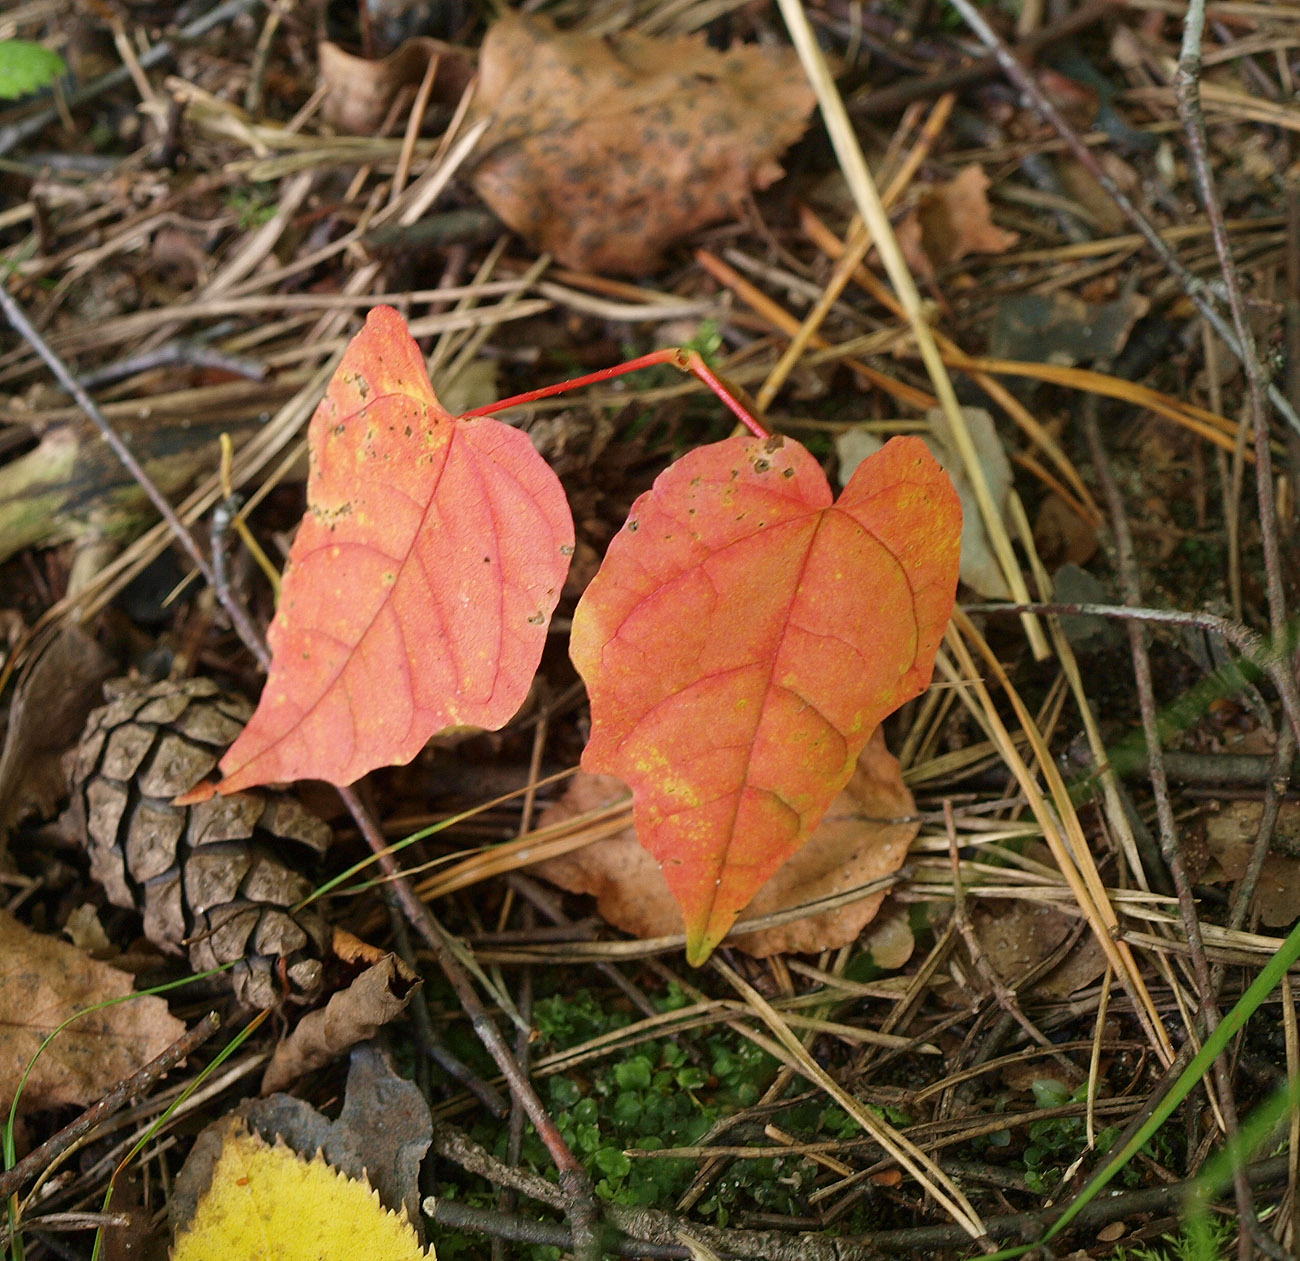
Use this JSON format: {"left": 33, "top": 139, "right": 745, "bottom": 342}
{"left": 459, "top": 347, "right": 771, "bottom": 441}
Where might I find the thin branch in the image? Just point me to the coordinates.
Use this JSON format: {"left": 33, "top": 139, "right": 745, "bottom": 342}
{"left": 1175, "top": 0, "right": 1290, "bottom": 664}
{"left": 962, "top": 601, "right": 1300, "bottom": 751}
{"left": 334, "top": 785, "right": 604, "bottom": 1261}
{"left": 0, "top": 1012, "right": 220, "bottom": 1202}
{"left": 1081, "top": 391, "right": 1256, "bottom": 1244}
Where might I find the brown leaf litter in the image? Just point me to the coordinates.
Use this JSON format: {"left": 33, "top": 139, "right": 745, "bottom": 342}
{"left": 533, "top": 728, "right": 918, "bottom": 956}
{"left": 0, "top": 907, "right": 184, "bottom": 1114}
{"left": 466, "top": 13, "right": 815, "bottom": 274}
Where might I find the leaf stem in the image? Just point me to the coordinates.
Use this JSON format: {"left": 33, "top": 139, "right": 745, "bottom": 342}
{"left": 460, "top": 347, "right": 771, "bottom": 440}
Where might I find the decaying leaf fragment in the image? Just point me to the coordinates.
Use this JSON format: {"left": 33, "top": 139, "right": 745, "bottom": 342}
{"left": 249, "top": 1043, "right": 433, "bottom": 1241}
{"left": 0, "top": 624, "right": 112, "bottom": 840}
{"left": 0, "top": 907, "right": 184, "bottom": 1114}
{"left": 171, "top": 1118, "right": 429, "bottom": 1261}
{"left": 533, "top": 729, "right": 920, "bottom": 956}
{"left": 468, "top": 14, "right": 816, "bottom": 274}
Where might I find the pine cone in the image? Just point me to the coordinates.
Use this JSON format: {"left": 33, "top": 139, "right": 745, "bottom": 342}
{"left": 65, "top": 678, "right": 331, "bottom": 1009}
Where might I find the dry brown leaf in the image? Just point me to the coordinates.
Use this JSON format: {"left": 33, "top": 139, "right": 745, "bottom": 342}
{"left": 1253, "top": 855, "right": 1300, "bottom": 928}
{"left": 318, "top": 37, "right": 472, "bottom": 134}
{"left": 467, "top": 14, "right": 815, "bottom": 274}
{"left": 1034, "top": 495, "right": 1099, "bottom": 568}
{"left": 967, "top": 900, "right": 1106, "bottom": 999}
{"left": 1204, "top": 799, "right": 1300, "bottom": 929}
{"left": 532, "top": 728, "right": 918, "bottom": 956}
{"left": 260, "top": 956, "right": 419, "bottom": 1094}
{"left": 899, "top": 165, "right": 1019, "bottom": 278}
{"left": 0, "top": 906, "right": 184, "bottom": 1114}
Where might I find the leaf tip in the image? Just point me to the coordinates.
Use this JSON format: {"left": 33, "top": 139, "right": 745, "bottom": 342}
{"left": 172, "top": 780, "right": 217, "bottom": 806}
{"left": 684, "top": 923, "right": 727, "bottom": 968}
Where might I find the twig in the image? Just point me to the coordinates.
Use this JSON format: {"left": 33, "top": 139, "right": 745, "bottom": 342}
{"left": 428, "top": 1200, "right": 687, "bottom": 1259}
{"left": 1175, "top": 3, "right": 1291, "bottom": 711}
{"left": 492, "top": 913, "right": 532, "bottom": 1261}
{"left": 427, "top": 1121, "right": 850, "bottom": 1261}
{"left": 77, "top": 342, "right": 267, "bottom": 390}
{"left": 383, "top": 894, "right": 508, "bottom": 1117}
{"left": 943, "top": 0, "right": 1300, "bottom": 442}
{"left": 961, "top": 601, "right": 1300, "bottom": 752}
{"left": 861, "top": 1154, "right": 1291, "bottom": 1250}
{"left": 0, "top": 1012, "right": 220, "bottom": 1202}
{"left": 1081, "top": 388, "right": 1261, "bottom": 1242}
{"left": 334, "top": 784, "right": 603, "bottom": 1261}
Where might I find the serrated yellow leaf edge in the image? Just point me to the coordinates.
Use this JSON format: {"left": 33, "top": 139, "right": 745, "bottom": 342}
{"left": 171, "top": 1121, "right": 431, "bottom": 1261}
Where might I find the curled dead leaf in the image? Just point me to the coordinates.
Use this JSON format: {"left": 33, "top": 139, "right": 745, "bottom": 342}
{"left": 532, "top": 729, "right": 918, "bottom": 956}
{"left": 261, "top": 956, "right": 419, "bottom": 1094}
{"left": 318, "top": 37, "right": 472, "bottom": 134}
{"left": 467, "top": 14, "right": 815, "bottom": 274}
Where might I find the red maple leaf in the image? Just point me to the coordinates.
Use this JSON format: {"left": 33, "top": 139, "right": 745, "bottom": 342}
{"left": 570, "top": 433, "right": 960, "bottom": 964}
{"left": 209, "top": 306, "right": 574, "bottom": 794}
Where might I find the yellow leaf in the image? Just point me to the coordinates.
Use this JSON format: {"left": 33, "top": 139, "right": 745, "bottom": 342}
{"left": 171, "top": 1122, "right": 430, "bottom": 1261}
